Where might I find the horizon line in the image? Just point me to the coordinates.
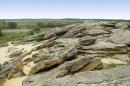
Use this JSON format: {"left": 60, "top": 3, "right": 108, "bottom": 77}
{"left": 0, "top": 18, "right": 129, "bottom": 20}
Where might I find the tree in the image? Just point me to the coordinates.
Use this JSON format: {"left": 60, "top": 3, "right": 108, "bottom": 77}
{"left": 0, "top": 21, "right": 5, "bottom": 36}
{"left": 0, "top": 20, "right": 6, "bottom": 29}
{"left": 7, "top": 22, "right": 17, "bottom": 29}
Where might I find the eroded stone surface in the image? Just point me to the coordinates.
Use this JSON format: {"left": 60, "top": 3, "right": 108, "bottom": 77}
{"left": 23, "top": 65, "right": 130, "bottom": 86}
{"left": 1, "top": 20, "right": 130, "bottom": 86}
{"left": 109, "top": 29, "right": 130, "bottom": 44}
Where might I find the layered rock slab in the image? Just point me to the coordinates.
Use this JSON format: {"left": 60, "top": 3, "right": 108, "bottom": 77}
{"left": 22, "top": 65, "right": 130, "bottom": 86}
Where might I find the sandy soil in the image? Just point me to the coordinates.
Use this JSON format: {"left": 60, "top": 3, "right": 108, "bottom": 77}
{"left": 0, "top": 43, "right": 35, "bottom": 86}
{"left": 101, "top": 58, "right": 127, "bottom": 64}
{"left": 3, "top": 76, "right": 27, "bottom": 86}
{"left": 0, "top": 46, "right": 12, "bottom": 64}
{"left": 0, "top": 43, "right": 35, "bottom": 64}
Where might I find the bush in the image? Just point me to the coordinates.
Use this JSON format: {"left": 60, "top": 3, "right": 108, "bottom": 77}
{"left": 37, "top": 22, "right": 44, "bottom": 28}
{"left": 7, "top": 22, "right": 17, "bottom": 29}
{"left": 28, "top": 25, "right": 40, "bottom": 35}
{"left": 0, "top": 28, "right": 3, "bottom": 36}
{"left": 32, "top": 26, "right": 40, "bottom": 33}
{"left": 0, "top": 20, "right": 6, "bottom": 29}
{"left": 36, "top": 35, "right": 44, "bottom": 42}
{"left": 28, "top": 30, "right": 34, "bottom": 35}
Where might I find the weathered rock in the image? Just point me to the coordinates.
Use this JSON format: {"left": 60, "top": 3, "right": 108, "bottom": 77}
{"left": 23, "top": 65, "right": 130, "bottom": 86}
{"left": 0, "top": 64, "right": 2, "bottom": 71}
{"left": 43, "top": 24, "right": 79, "bottom": 40}
{"left": 101, "top": 58, "right": 127, "bottom": 65}
{"left": 1, "top": 20, "right": 130, "bottom": 86}
{"left": 54, "top": 57, "right": 91, "bottom": 78}
{"left": 62, "top": 31, "right": 74, "bottom": 38}
{"left": 79, "top": 58, "right": 102, "bottom": 72}
{"left": 22, "top": 59, "right": 61, "bottom": 75}
{"left": 55, "top": 38, "right": 79, "bottom": 46}
{"left": 32, "top": 37, "right": 57, "bottom": 51}
{"left": 9, "top": 50, "right": 23, "bottom": 58}
{"left": 0, "top": 43, "right": 8, "bottom": 48}
{"left": 84, "top": 21, "right": 116, "bottom": 27}
{"left": 74, "top": 33, "right": 85, "bottom": 38}
{"left": 22, "top": 45, "right": 78, "bottom": 75}
{"left": 44, "top": 32, "right": 56, "bottom": 39}
{"left": 0, "top": 62, "right": 14, "bottom": 79}
{"left": 54, "top": 24, "right": 76, "bottom": 36}
{"left": 111, "top": 54, "right": 130, "bottom": 63}
{"left": 22, "top": 57, "right": 92, "bottom": 86}
{"left": 109, "top": 29, "right": 130, "bottom": 44}
{"left": 78, "top": 36, "right": 96, "bottom": 46}
{"left": 84, "top": 28, "right": 110, "bottom": 36}
{"left": 78, "top": 41, "right": 128, "bottom": 54}
{"left": 70, "top": 25, "right": 86, "bottom": 35}
{"left": 115, "top": 22, "right": 129, "bottom": 29}
{"left": 99, "top": 21, "right": 116, "bottom": 27}
{"left": 95, "top": 34, "right": 110, "bottom": 41}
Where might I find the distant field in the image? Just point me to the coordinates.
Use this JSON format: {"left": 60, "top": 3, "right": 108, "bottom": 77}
{"left": 0, "top": 28, "right": 52, "bottom": 42}
{"left": 0, "top": 19, "right": 85, "bottom": 42}
{"left": 2, "top": 29, "right": 30, "bottom": 37}
{"left": 3, "top": 19, "right": 85, "bottom": 29}
{"left": 0, "top": 29, "right": 29, "bottom": 42}
{"left": 0, "top": 19, "right": 129, "bottom": 43}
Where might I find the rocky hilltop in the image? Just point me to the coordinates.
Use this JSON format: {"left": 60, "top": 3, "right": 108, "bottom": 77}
{"left": 0, "top": 20, "right": 130, "bottom": 86}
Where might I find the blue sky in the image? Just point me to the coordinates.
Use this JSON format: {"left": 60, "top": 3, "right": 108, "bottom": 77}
{"left": 0, "top": 0, "right": 130, "bottom": 19}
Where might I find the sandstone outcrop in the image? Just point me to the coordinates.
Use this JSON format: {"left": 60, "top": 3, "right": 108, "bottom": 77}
{"left": 0, "top": 20, "right": 130, "bottom": 86}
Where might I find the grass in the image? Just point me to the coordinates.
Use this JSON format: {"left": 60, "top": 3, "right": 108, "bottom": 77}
{"left": 0, "top": 37, "right": 18, "bottom": 42}
{"left": 0, "top": 19, "right": 85, "bottom": 42}
{"left": 0, "top": 29, "right": 30, "bottom": 43}
{"left": 4, "top": 19, "right": 84, "bottom": 29}
{"left": 0, "top": 28, "right": 51, "bottom": 43}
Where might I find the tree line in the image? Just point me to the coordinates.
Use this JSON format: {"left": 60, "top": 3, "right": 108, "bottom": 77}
{"left": 0, "top": 21, "right": 17, "bottom": 36}
{"left": 0, "top": 21, "right": 17, "bottom": 29}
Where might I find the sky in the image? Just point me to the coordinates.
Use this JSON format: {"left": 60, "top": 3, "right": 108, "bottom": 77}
{"left": 0, "top": 0, "right": 130, "bottom": 19}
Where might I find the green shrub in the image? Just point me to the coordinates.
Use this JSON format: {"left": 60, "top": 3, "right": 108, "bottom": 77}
{"left": 102, "top": 63, "right": 117, "bottom": 69}
{"left": 36, "top": 35, "right": 44, "bottom": 42}
{"left": 32, "top": 26, "right": 40, "bottom": 33}
{"left": 28, "top": 30, "right": 34, "bottom": 35}
{"left": 37, "top": 22, "right": 44, "bottom": 28}
{"left": 28, "top": 25, "right": 41, "bottom": 35}
{"left": 0, "top": 28, "right": 3, "bottom": 36}
{"left": 7, "top": 22, "right": 17, "bottom": 29}
{"left": 0, "top": 20, "right": 6, "bottom": 29}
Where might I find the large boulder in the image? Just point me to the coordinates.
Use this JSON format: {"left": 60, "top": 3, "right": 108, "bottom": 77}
{"left": 111, "top": 54, "right": 130, "bottom": 63}
{"left": 23, "top": 65, "right": 130, "bottom": 86}
{"left": 78, "top": 41, "right": 128, "bottom": 54}
{"left": 22, "top": 38, "right": 79, "bottom": 75}
{"left": 115, "top": 22, "right": 129, "bottom": 29}
{"left": 84, "top": 21, "right": 116, "bottom": 27}
{"left": 22, "top": 57, "right": 92, "bottom": 86}
{"left": 109, "top": 29, "right": 130, "bottom": 44}
{"left": 78, "top": 36, "right": 96, "bottom": 46}
{"left": 83, "top": 28, "right": 110, "bottom": 36}
{"left": 9, "top": 50, "right": 23, "bottom": 58}
{"left": 62, "top": 31, "right": 74, "bottom": 38}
